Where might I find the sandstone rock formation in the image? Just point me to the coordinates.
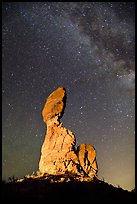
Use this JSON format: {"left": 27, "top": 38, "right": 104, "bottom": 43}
{"left": 77, "top": 144, "right": 98, "bottom": 178}
{"left": 38, "top": 87, "right": 98, "bottom": 178}
{"left": 39, "top": 87, "right": 80, "bottom": 175}
{"left": 42, "top": 87, "right": 66, "bottom": 123}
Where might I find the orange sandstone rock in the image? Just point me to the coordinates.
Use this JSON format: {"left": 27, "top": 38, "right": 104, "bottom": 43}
{"left": 42, "top": 87, "right": 66, "bottom": 123}
{"left": 39, "top": 87, "right": 80, "bottom": 175}
{"left": 77, "top": 144, "right": 98, "bottom": 178}
{"left": 38, "top": 87, "right": 98, "bottom": 178}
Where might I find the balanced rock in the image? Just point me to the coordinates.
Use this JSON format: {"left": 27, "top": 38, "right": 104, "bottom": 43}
{"left": 39, "top": 87, "right": 80, "bottom": 175}
{"left": 42, "top": 87, "right": 66, "bottom": 123}
{"left": 38, "top": 87, "right": 98, "bottom": 178}
{"left": 77, "top": 144, "right": 98, "bottom": 178}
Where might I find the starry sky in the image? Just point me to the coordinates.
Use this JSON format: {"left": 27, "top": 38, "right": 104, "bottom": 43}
{"left": 2, "top": 2, "right": 135, "bottom": 191}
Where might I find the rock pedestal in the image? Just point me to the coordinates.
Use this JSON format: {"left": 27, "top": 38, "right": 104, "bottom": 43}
{"left": 38, "top": 87, "right": 98, "bottom": 178}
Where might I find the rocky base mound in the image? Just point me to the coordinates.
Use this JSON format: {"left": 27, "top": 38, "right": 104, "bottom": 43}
{"left": 2, "top": 176, "right": 135, "bottom": 203}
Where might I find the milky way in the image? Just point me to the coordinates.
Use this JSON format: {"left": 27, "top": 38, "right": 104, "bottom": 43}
{"left": 2, "top": 2, "right": 135, "bottom": 190}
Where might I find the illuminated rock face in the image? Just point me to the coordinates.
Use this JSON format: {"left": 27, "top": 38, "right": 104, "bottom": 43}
{"left": 39, "top": 87, "right": 80, "bottom": 175}
{"left": 38, "top": 87, "right": 98, "bottom": 178}
{"left": 77, "top": 144, "right": 98, "bottom": 178}
{"left": 42, "top": 87, "right": 66, "bottom": 123}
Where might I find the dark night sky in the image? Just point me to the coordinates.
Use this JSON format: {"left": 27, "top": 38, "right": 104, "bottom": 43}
{"left": 2, "top": 2, "right": 135, "bottom": 191}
